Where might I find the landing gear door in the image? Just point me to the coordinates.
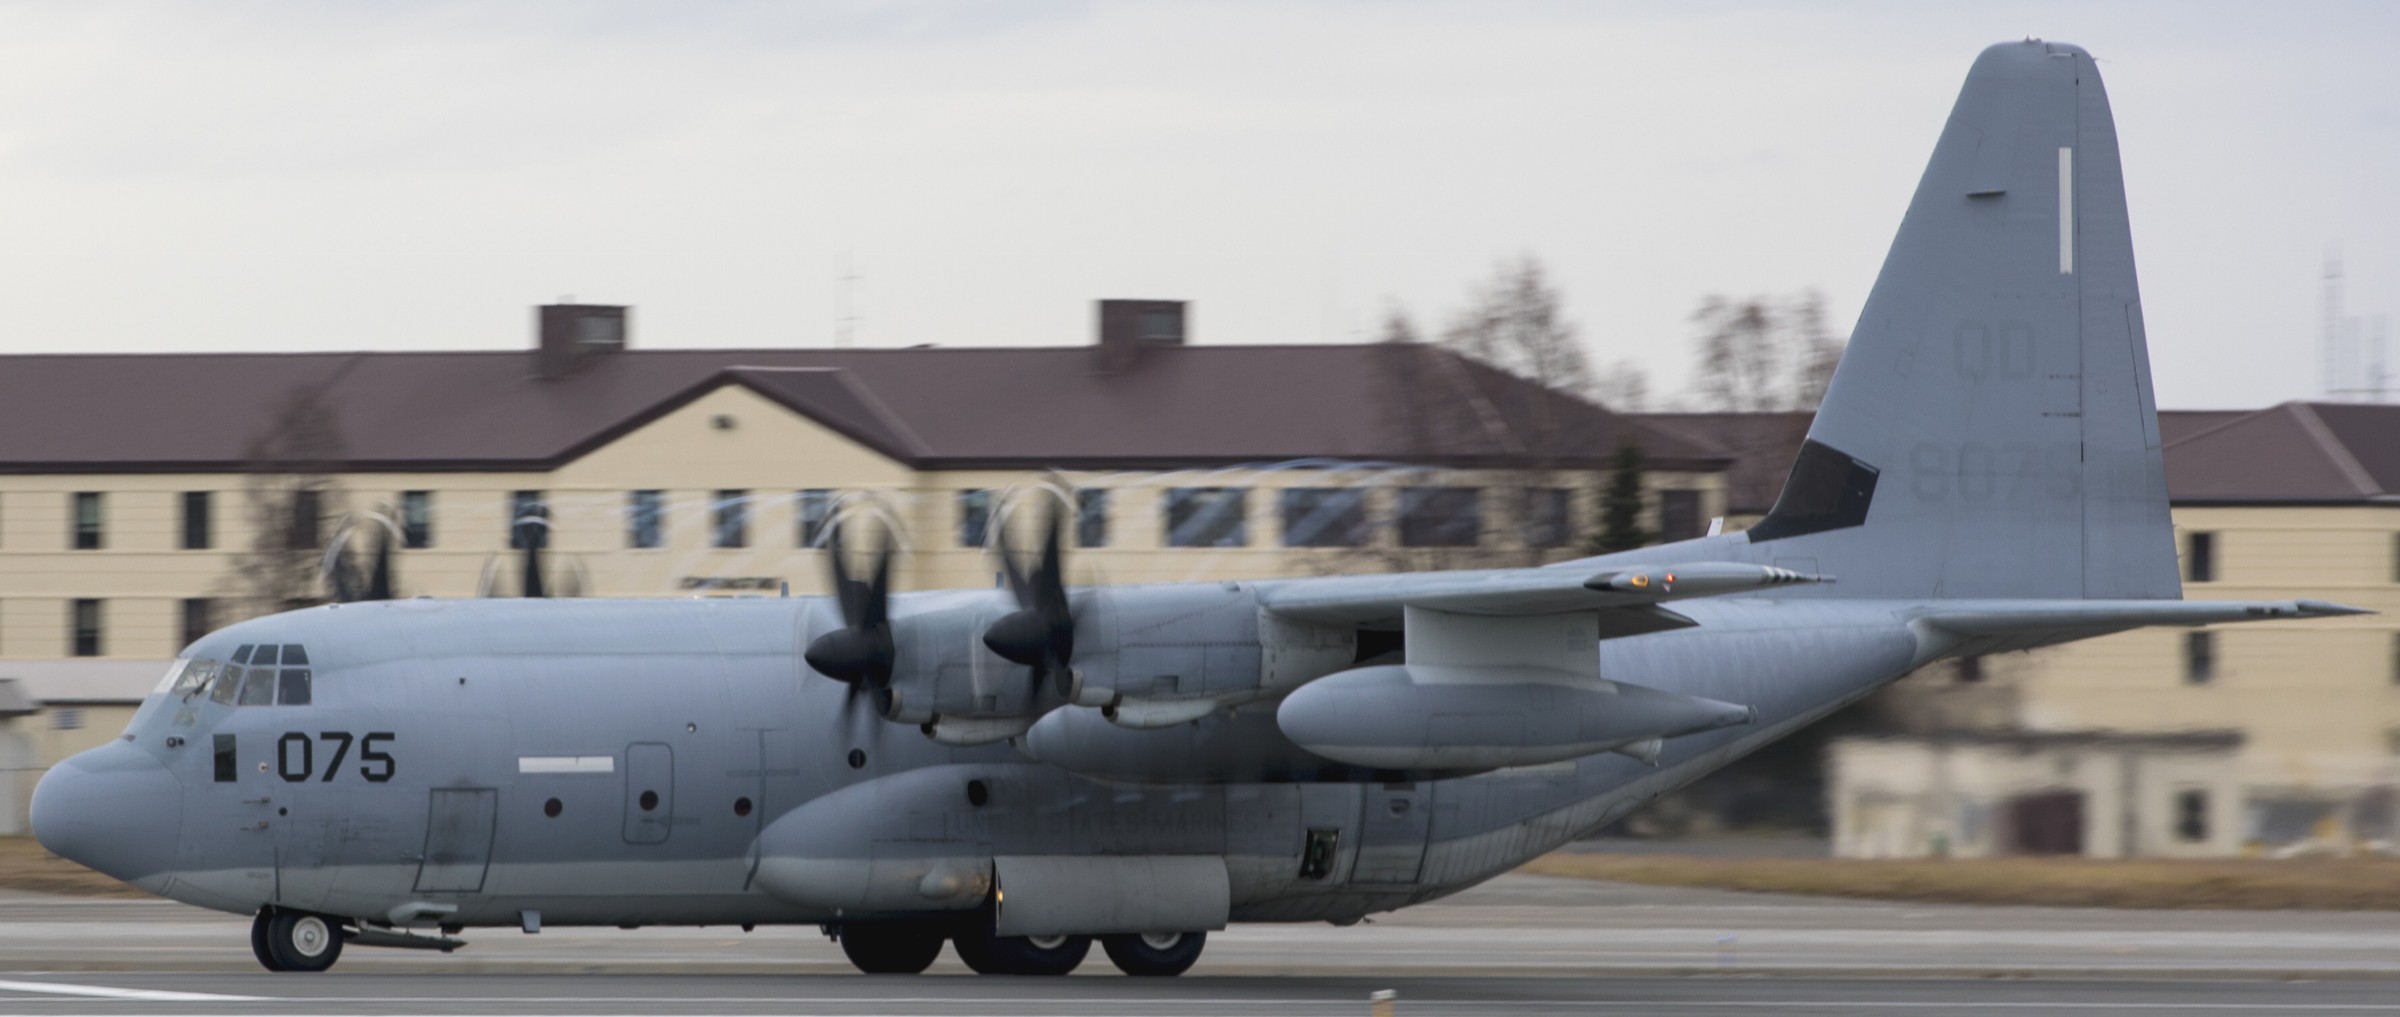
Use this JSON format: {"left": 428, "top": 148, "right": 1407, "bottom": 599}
{"left": 1351, "top": 783, "right": 1433, "bottom": 885}
{"left": 623, "top": 743, "right": 674, "bottom": 844}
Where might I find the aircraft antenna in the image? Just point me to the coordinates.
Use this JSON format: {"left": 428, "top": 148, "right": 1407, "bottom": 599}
{"left": 2322, "top": 249, "right": 2345, "bottom": 399}
{"left": 835, "top": 252, "right": 861, "bottom": 349}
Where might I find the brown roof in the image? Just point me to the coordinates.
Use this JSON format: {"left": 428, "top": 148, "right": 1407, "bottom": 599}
{"left": 1639, "top": 412, "right": 1815, "bottom": 515}
{"left": 0, "top": 344, "right": 1726, "bottom": 474}
{"left": 1645, "top": 402, "right": 2400, "bottom": 509}
{"left": 2162, "top": 402, "right": 2400, "bottom": 504}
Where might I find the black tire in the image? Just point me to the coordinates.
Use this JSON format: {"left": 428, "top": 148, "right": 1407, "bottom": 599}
{"left": 1101, "top": 931, "right": 1206, "bottom": 977}
{"left": 249, "top": 910, "right": 286, "bottom": 972}
{"left": 261, "top": 908, "right": 344, "bottom": 973}
{"left": 951, "top": 929, "right": 1091, "bottom": 976}
{"left": 838, "top": 924, "right": 946, "bottom": 975}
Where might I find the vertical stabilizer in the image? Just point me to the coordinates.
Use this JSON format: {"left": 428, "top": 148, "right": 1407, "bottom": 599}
{"left": 1748, "top": 40, "right": 2178, "bottom": 601}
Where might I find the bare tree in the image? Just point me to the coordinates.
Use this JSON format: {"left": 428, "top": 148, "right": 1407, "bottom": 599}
{"left": 1688, "top": 289, "right": 1847, "bottom": 412}
{"left": 1592, "top": 358, "right": 1652, "bottom": 412}
{"left": 221, "top": 388, "right": 351, "bottom": 618}
{"left": 1440, "top": 255, "right": 1594, "bottom": 397}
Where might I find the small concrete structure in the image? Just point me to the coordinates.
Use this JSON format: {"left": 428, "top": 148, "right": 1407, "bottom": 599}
{"left": 1829, "top": 730, "right": 2244, "bottom": 859}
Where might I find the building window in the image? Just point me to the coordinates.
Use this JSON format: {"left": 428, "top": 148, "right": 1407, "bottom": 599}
{"left": 1399, "top": 487, "right": 1481, "bottom": 548}
{"left": 71, "top": 492, "right": 103, "bottom": 550}
{"left": 2184, "top": 630, "right": 2216, "bottom": 685}
{"left": 181, "top": 492, "right": 212, "bottom": 550}
{"left": 288, "top": 488, "right": 322, "bottom": 550}
{"left": 959, "top": 489, "right": 992, "bottom": 548}
{"left": 713, "top": 490, "right": 750, "bottom": 549}
{"left": 400, "top": 491, "right": 433, "bottom": 549}
{"left": 1520, "top": 487, "right": 1573, "bottom": 549}
{"left": 2185, "top": 531, "right": 2215, "bottom": 583}
{"left": 510, "top": 491, "right": 548, "bottom": 550}
{"left": 2173, "top": 789, "right": 2209, "bottom": 843}
{"left": 1954, "top": 655, "right": 1985, "bottom": 683}
{"left": 1659, "top": 489, "right": 1704, "bottom": 543}
{"left": 70, "top": 599, "right": 102, "bottom": 657}
{"left": 50, "top": 707, "right": 83, "bottom": 732}
{"left": 1165, "top": 487, "right": 1248, "bottom": 548}
{"left": 1281, "top": 488, "right": 1370, "bottom": 548}
{"left": 1076, "top": 489, "right": 1110, "bottom": 549}
{"left": 796, "top": 490, "right": 833, "bottom": 548}
{"left": 627, "top": 490, "right": 665, "bottom": 549}
{"left": 181, "top": 598, "right": 213, "bottom": 649}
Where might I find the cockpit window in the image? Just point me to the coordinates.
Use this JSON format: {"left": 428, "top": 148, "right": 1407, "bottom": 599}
{"left": 187, "top": 645, "right": 317, "bottom": 706}
{"left": 278, "top": 669, "right": 313, "bottom": 706}
{"left": 153, "top": 658, "right": 191, "bottom": 695}
{"left": 231, "top": 644, "right": 255, "bottom": 664}
{"left": 237, "top": 667, "right": 277, "bottom": 706}
{"left": 210, "top": 665, "right": 243, "bottom": 705}
{"left": 170, "top": 659, "right": 218, "bottom": 697}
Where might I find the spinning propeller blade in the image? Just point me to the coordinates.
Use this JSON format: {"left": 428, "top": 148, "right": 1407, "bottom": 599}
{"left": 982, "top": 501, "right": 1079, "bottom": 696}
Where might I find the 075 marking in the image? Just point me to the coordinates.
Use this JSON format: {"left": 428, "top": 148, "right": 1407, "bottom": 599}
{"left": 277, "top": 731, "right": 394, "bottom": 784}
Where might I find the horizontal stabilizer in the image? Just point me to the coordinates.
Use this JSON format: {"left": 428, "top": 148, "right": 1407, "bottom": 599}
{"left": 1919, "top": 598, "right": 2368, "bottom": 636}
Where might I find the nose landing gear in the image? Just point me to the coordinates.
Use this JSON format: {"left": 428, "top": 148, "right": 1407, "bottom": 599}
{"left": 251, "top": 907, "right": 344, "bottom": 973}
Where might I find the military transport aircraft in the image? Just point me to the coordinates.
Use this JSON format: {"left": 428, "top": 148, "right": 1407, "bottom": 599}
{"left": 31, "top": 39, "right": 2362, "bottom": 978}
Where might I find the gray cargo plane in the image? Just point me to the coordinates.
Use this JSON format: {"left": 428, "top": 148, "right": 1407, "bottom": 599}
{"left": 30, "top": 39, "right": 2362, "bottom": 978}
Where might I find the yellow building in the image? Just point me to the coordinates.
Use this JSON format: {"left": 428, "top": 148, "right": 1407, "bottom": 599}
{"left": 1815, "top": 402, "right": 2400, "bottom": 857}
{"left": 0, "top": 302, "right": 1729, "bottom": 833}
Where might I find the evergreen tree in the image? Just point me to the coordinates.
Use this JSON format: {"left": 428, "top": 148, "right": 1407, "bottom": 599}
{"left": 1588, "top": 441, "right": 1651, "bottom": 553}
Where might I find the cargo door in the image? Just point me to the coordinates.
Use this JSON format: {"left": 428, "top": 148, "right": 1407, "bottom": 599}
{"left": 1350, "top": 782, "right": 1433, "bottom": 884}
{"left": 623, "top": 742, "right": 675, "bottom": 845}
{"left": 413, "top": 788, "right": 497, "bottom": 893}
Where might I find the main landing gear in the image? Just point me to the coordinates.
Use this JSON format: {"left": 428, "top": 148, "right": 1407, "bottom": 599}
{"left": 251, "top": 907, "right": 344, "bottom": 972}
{"left": 1100, "top": 931, "right": 1207, "bottom": 977}
{"left": 835, "top": 920, "right": 1207, "bottom": 976}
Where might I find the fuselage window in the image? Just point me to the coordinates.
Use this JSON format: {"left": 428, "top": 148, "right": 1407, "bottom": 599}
{"left": 238, "top": 667, "right": 277, "bottom": 706}
{"left": 210, "top": 666, "right": 243, "bottom": 705}
{"left": 278, "top": 669, "right": 313, "bottom": 706}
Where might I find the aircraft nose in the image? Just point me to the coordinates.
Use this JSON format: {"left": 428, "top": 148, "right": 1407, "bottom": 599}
{"left": 30, "top": 741, "right": 183, "bottom": 892}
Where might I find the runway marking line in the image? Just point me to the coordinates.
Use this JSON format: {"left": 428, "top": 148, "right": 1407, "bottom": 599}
{"left": 0, "top": 979, "right": 260, "bottom": 1002}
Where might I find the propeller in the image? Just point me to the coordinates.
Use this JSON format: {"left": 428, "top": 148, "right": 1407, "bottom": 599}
{"left": 982, "top": 500, "right": 1080, "bottom": 697}
{"left": 804, "top": 525, "right": 899, "bottom": 711}
{"left": 322, "top": 512, "right": 400, "bottom": 603}
{"left": 515, "top": 509, "right": 548, "bottom": 599}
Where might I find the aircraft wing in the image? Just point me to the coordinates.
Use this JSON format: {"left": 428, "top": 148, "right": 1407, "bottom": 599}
{"left": 1256, "top": 561, "right": 1826, "bottom": 636}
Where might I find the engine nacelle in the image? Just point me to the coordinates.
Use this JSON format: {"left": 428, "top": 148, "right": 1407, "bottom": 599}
{"left": 1274, "top": 665, "right": 1753, "bottom": 771}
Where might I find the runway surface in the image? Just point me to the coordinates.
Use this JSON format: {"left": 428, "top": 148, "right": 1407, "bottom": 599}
{"left": 5, "top": 874, "right": 2399, "bottom": 1015}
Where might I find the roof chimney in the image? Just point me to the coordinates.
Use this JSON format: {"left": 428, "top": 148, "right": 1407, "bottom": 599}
{"left": 535, "top": 304, "right": 629, "bottom": 379}
{"left": 1095, "top": 299, "right": 1186, "bottom": 372}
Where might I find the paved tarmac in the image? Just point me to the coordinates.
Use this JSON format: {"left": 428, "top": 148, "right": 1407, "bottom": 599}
{"left": 4, "top": 874, "right": 2399, "bottom": 1015}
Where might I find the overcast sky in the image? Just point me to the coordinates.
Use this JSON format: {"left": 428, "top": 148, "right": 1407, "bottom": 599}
{"left": 0, "top": 1, "right": 2392, "bottom": 409}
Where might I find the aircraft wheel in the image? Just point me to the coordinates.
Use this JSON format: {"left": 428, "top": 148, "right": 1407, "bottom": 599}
{"left": 951, "top": 929, "right": 1090, "bottom": 976}
{"left": 1101, "top": 931, "right": 1206, "bottom": 977}
{"left": 260, "top": 908, "right": 344, "bottom": 973}
{"left": 838, "top": 924, "right": 946, "bottom": 975}
{"left": 248, "top": 910, "right": 286, "bottom": 972}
